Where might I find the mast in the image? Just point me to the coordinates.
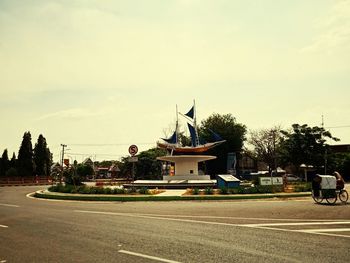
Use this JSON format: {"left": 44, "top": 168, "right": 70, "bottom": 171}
{"left": 193, "top": 99, "right": 200, "bottom": 146}
{"left": 175, "top": 104, "right": 179, "bottom": 145}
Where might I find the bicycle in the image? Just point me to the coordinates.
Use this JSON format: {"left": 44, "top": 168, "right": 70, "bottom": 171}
{"left": 312, "top": 188, "right": 348, "bottom": 205}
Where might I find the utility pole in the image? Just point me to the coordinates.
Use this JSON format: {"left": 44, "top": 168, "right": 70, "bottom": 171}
{"left": 321, "top": 115, "right": 327, "bottom": 174}
{"left": 61, "top": 144, "right": 67, "bottom": 168}
{"left": 60, "top": 144, "right": 67, "bottom": 184}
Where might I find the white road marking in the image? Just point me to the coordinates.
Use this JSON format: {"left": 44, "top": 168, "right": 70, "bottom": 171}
{"left": 132, "top": 213, "right": 345, "bottom": 222}
{"left": 75, "top": 210, "right": 242, "bottom": 227}
{"left": 242, "top": 221, "right": 350, "bottom": 227}
{"left": 75, "top": 210, "right": 348, "bottom": 223}
{"left": 75, "top": 210, "right": 350, "bottom": 239}
{"left": 299, "top": 228, "right": 350, "bottom": 233}
{"left": 0, "top": 225, "right": 8, "bottom": 228}
{"left": 119, "top": 250, "right": 182, "bottom": 263}
{"left": 0, "top": 260, "right": 7, "bottom": 263}
{"left": 0, "top": 203, "right": 19, "bottom": 208}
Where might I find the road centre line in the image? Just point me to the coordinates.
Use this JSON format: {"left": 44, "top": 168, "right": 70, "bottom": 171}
{"left": 0, "top": 224, "right": 8, "bottom": 228}
{"left": 119, "top": 250, "right": 182, "bottom": 263}
{"left": 0, "top": 203, "right": 19, "bottom": 208}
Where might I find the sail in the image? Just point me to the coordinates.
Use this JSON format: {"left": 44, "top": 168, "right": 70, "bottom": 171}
{"left": 187, "top": 123, "right": 198, "bottom": 147}
{"left": 161, "top": 131, "right": 177, "bottom": 144}
{"left": 208, "top": 128, "right": 223, "bottom": 142}
{"left": 185, "top": 106, "right": 194, "bottom": 119}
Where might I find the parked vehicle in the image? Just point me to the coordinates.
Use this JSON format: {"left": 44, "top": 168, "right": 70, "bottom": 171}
{"left": 286, "top": 174, "right": 301, "bottom": 182}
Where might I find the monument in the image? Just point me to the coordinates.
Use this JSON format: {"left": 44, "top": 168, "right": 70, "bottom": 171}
{"left": 131, "top": 101, "right": 225, "bottom": 188}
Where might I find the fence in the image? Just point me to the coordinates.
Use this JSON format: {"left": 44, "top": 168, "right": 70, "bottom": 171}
{"left": 0, "top": 176, "right": 52, "bottom": 186}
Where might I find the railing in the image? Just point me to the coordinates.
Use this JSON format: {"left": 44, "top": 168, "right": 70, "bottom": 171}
{"left": 0, "top": 176, "right": 53, "bottom": 186}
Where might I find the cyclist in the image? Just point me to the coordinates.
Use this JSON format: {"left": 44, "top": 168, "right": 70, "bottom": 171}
{"left": 333, "top": 171, "right": 345, "bottom": 190}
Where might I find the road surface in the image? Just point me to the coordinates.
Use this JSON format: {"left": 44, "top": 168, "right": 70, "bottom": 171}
{"left": 1, "top": 186, "right": 349, "bottom": 262}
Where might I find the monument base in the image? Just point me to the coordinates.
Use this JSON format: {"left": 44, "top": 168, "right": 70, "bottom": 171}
{"left": 163, "top": 175, "right": 210, "bottom": 181}
{"left": 125, "top": 179, "right": 216, "bottom": 189}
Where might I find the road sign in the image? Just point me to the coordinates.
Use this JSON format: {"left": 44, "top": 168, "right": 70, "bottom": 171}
{"left": 128, "top": 145, "right": 138, "bottom": 156}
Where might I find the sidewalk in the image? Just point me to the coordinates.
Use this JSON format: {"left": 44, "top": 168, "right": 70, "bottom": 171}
{"left": 156, "top": 189, "right": 187, "bottom": 196}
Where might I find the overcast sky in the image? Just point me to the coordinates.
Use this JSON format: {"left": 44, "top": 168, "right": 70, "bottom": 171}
{"left": 1, "top": 0, "right": 349, "bottom": 162}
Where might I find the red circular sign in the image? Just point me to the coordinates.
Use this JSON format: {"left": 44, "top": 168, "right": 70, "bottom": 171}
{"left": 128, "top": 145, "right": 138, "bottom": 156}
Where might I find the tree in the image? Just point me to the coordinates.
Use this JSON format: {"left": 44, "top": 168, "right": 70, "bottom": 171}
{"left": 248, "top": 127, "right": 283, "bottom": 173}
{"left": 199, "top": 113, "right": 247, "bottom": 175}
{"left": 33, "top": 134, "right": 52, "bottom": 176}
{"left": 17, "top": 131, "right": 34, "bottom": 176}
{"left": 64, "top": 165, "right": 83, "bottom": 186}
{"left": 10, "top": 152, "right": 17, "bottom": 170}
{"left": 136, "top": 148, "right": 167, "bottom": 180}
{"left": 327, "top": 152, "right": 350, "bottom": 181}
{"left": 280, "top": 124, "right": 339, "bottom": 175}
{"left": 76, "top": 163, "right": 94, "bottom": 180}
{"left": 0, "top": 149, "right": 9, "bottom": 177}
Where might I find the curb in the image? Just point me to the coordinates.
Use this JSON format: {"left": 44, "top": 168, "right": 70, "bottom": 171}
{"left": 33, "top": 190, "right": 311, "bottom": 202}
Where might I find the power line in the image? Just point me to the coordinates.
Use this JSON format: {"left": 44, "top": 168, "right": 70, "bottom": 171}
{"left": 68, "top": 152, "right": 125, "bottom": 157}
{"left": 325, "top": 125, "right": 350, "bottom": 129}
{"left": 67, "top": 143, "right": 155, "bottom": 147}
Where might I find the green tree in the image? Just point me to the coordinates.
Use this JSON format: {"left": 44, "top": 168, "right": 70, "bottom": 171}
{"left": 34, "top": 134, "right": 52, "bottom": 176}
{"left": 64, "top": 164, "right": 83, "bottom": 186}
{"left": 76, "top": 163, "right": 94, "bottom": 179}
{"left": 199, "top": 113, "right": 247, "bottom": 175}
{"left": 17, "top": 131, "right": 34, "bottom": 176}
{"left": 327, "top": 152, "right": 350, "bottom": 181}
{"left": 0, "top": 149, "right": 9, "bottom": 177}
{"left": 136, "top": 148, "right": 167, "bottom": 180}
{"left": 10, "top": 152, "right": 17, "bottom": 170}
{"left": 280, "top": 124, "right": 339, "bottom": 175}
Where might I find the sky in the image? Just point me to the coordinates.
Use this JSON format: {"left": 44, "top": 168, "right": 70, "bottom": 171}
{"left": 1, "top": 0, "right": 350, "bottom": 162}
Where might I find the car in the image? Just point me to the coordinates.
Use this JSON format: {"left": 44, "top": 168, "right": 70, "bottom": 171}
{"left": 285, "top": 174, "right": 301, "bottom": 182}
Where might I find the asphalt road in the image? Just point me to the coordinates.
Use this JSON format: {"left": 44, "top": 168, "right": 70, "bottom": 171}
{"left": 0, "top": 186, "right": 349, "bottom": 263}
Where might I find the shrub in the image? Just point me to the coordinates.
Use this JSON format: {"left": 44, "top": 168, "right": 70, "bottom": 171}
{"left": 293, "top": 183, "right": 312, "bottom": 192}
{"left": 192, "top": 188, "right": 199, "bottom": 195}
{"left": 220, "top": 187, "right": 228, "bottom": 195}
{"left": 138, "top": 187, "right": 149, "bottom": 195}
{"left": 205, "top": 187, "right": 213, "bottom": 195}
{"left": 229, "top": 188, "right": 239, "bottom": 194}
{"left": 96, "top": 187, "right": 105, "bottom": 194}
{"left": 113, "top": 188, "right": 125, "bottom": 194}
{"left": 104, "top": 188, "right": 112, "bottom": 194}
{"left": 79, "top": 186, "right": 91, "bottom": 194}
{"left": 126, "top": 187, "right": 137, "bottom": 194}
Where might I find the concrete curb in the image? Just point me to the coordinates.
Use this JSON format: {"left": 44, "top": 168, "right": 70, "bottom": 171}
{"left": 32, "top": 189, "right": 311, "bottom": 202}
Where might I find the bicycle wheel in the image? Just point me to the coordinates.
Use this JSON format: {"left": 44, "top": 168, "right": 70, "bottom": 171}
{"left": 339, "top": 190, "right": 349, "bottom": 203}
{"left": 312, "top": 190, "right": 323, "bottom": 204}
{"left": 326, "top": 195, "right": 337, "bottom": 204}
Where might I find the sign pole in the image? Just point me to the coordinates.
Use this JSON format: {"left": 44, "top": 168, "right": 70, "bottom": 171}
{"left": 128, "top": 145, "right": 138, "bottom": 184}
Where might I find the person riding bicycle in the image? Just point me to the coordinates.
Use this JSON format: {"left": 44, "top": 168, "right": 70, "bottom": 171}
{"left": 333, "top": 171, "right": 345, "bottom": 190}
{"left": 312, "top": 174, "right": 322, "bottom": 197}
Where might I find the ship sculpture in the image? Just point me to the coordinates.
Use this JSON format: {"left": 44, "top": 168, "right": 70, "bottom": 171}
{"left": 157, "top": 101, "right": 226, "bottom": 154}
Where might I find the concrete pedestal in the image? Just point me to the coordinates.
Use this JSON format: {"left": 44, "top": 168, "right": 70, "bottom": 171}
{"left": 157, "top": 155, "right": 216, "bottom": 181}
